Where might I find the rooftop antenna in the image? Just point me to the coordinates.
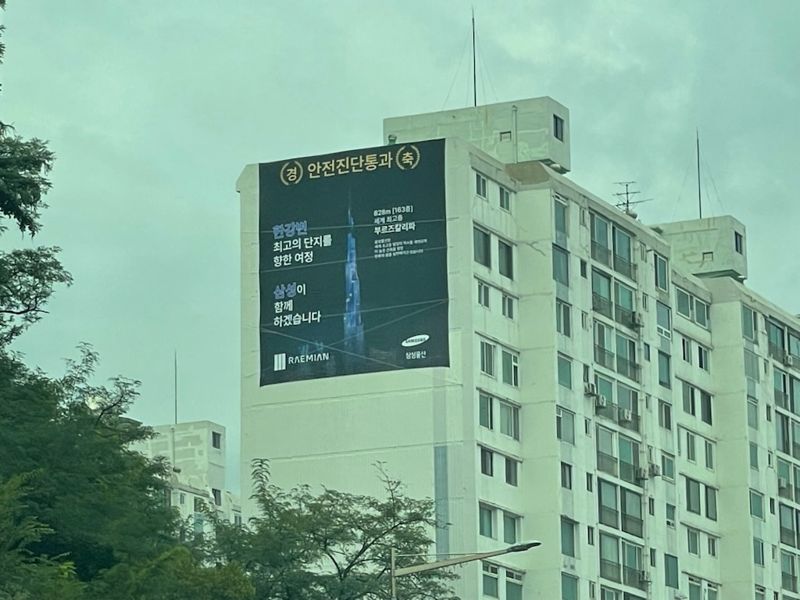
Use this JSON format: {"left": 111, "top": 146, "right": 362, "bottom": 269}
{"left": 471, "top": 7, "right": 477, "bottom": 107}
{"left": 696, "top": 129, "right": 703, "bottom": 218}
{"left": 171, "top": 350, "right": 178, "bottom": 472}
{"left": 613, "top": 181, "right": 653, "bottom": 219}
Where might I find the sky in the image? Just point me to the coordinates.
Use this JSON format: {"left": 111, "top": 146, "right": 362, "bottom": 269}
{"left": 1, "top": 1, "right": 798, "bottom": 492}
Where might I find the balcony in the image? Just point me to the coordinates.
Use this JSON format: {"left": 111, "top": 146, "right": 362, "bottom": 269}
{"left": 776, "top": 389, "right": 791, "bottom": 410}
{"left": 613, "top": 255, "right": 637, "bottom": 281}
{"left": 779, "top": 479, "right": 794, "bottom": 502}
{"left": 619, "top": 461, "right": 640, "bottom": 486}
{"left": 616, "top": 408, "right": 640, "bottom": 433}
{"left": 616, "top": 356, "right": 641, "bottom": 382}
{"left": 595, "top": 346, "right": 615, "bottom": 370}
{"left": 623, "top": 566, "right": 647, "bottom": 590}
{"left": 783, "top": 572, "right": 798, "bottom": 593}
{"left": 614, "top": 304, "right": 636, "bottom": 329}
{"left": 597, "top": 451, "right": 618, "bottom": 477}
{"left": 592, "top": 242, "right": 612, "bottom": 266}
{"left": 621, "top": 514, "right": 644, "bottom": 538}
{"left": 599, "top": 506, "right": 618, "bottom": 528}
{"left": 781, "top": 526, "right": 796, "bottom": 547}
{"left": 599, "top": 559, "right": 621, "bottom": 583}
{"left": 593, "top": 293, "right": 614, "bottom": 319}
{"left": 770, "top": 343, "right": 785, "bottom": 360}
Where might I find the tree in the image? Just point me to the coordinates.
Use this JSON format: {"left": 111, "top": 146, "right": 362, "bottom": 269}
{"left": 207, "top": 461, "right": 458, "bottom": 600}
{"left": 0, "top": 1, "right": 72, "bottom": 346}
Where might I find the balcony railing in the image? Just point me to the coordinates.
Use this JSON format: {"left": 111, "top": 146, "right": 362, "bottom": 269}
{"left": 614, "top": 304, "right": 636, "bottom": 329}
{"left": 597, "top": 451, "right": 618, "bottom": 477}
{"left": 593, "top": 293, "right": 614, "bottom": 318}
{"left": 779, "top": 479, "right": 794, "bottom": 501}
{"left": 623, "top": 566, "right": 647, "bottom": 590}
{"left": 619, "top": 460, "right": 640, "bottom": 486}
{"left": 595, "top": 346, "right": 615, "bottom": 369}
{"left": 616, "top": 407, "right": 640, "bottom": 433}
{"left": 622, "top": 514, "right": 644, "bottom": 538}
{"left": 599, "top": 506, "right": 618, "bottom": 528}
{"left": 770, "top": 343, "right": 785, "bottom": 360}
{"left": 599, "top": 559, "right": 621, "bottom": 583}
{"left": 592, "top": 242, "right": 612, "bottom": 266}
{"left": 783, "top": 572, "right": 798, "bottom": 593}
{"left": 616, "top": 356, "right": 641, "bottom": 382}
{"left": 781, "top": 526, "right": 796, "bottom": 547}
{"left": 613, "top": 254, "right": 637, "bottom": 280}
{"left": 776, "top": 389, "right": 791, "bottom": 410}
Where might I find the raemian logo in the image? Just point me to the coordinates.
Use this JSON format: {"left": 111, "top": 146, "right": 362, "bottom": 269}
{"left": 273, "top": 353, "right": 287, "bottom": 371}
{"left": 401, "top": 334, "right": 429, "bottom": 348}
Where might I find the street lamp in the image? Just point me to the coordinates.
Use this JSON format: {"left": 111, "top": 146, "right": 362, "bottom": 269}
{"left": 390, "top": 541, "right": 541, "bottom": 599}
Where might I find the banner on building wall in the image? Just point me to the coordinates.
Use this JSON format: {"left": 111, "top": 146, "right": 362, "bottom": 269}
{"left": 258, "top": 139, "right": 448, "bottom": 386}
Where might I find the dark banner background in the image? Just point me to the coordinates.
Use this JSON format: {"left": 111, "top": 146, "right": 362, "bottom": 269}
{"left": 259, "top": 139, "right": 448, "bottom": 386}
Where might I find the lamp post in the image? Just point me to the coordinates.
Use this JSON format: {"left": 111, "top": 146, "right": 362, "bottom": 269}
{"left": 390, "top": 541, "right": 541, "bottom": 600}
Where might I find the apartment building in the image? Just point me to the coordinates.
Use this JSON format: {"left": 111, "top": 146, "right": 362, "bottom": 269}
{"left": 132, "top": 420, "right": 241, "bottom": 533}
{"left": 238, "top": 96, "right": 799, "bottom": 600}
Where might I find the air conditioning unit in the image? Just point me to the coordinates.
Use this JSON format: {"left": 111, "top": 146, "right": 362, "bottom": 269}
{"left": 585, "top": 382, "right": 599, "bottom": 396}
{"left": 595, "top": 395, "right": 608, "bottom": 409}
{"left": 633, "top": 313, "right": 645, "bottom": 328}
{"left": 649, "top": 463, "right": 662, "bottom": 477}
{"left": 639, "top": 570, "right": 652, "bottom": 584}
{"left": 785, "top": 354, "right": 796, "bottom": 368}
{"left": 779, "top": 477, "right": 790, "bottom": 490}
{"left": 636, "top": 466, "right": 649, "bottom": 480}
{"left": 619, "top": 408, "right": 633, "bottom": 422}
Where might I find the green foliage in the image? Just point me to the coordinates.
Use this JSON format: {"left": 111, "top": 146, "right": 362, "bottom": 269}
{"left": 207, "top": 461, "right": 458, "bottom": 600}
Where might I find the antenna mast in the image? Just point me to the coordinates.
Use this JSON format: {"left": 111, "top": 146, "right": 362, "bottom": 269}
{"left": 613, "top": 181, "right": 653, "bottom": 219}
{"left": 471, "top": 7, "right": 477, "bottom": 107}
{"left": 173, "top": 350, "right": 178, "bottom": 425}
{"left": 696, "top": 129, "right": 703, "bottom": 218}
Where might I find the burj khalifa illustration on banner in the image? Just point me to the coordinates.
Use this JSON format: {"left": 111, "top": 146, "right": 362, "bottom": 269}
{"left": 343, "top": 208, "right": 365, "bottom": 369}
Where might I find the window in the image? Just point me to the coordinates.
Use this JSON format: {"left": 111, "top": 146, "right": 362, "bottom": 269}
{"left": 612, "top": 228, "right": 634, "bottom": 279}
{"left": 700, "top": 390, "right": 713, "bottom": 425}
{"left": 479, "top": 504, "right": 494, "bottom": 537}
{"left": 475, "top": 172, "right": 487, "bottom": 198}
{"left": 750, "top": 442, "right": 759, "bottom": 468}
{"left": 684, "top": 429, "right": 697, "bottom": 462}
{"left": 212, "top": 488, "right": 222, "bottom": 506}
{"left": 480, "top": 447, "right": 493, "bottom": 476}
{"left": 557, "top": 407, "right": 575, "bottom": 444}
{"left": 742, "top": 305, "right": 757, "bottom": 342}
{"left": 658, "top": 352, "right": 671, "bottom": 388}
{"left": 599, "top": 533, "right": 621, "bottom": 582}
{"left": 744, "top": 349, "right": 760, "bottom": 381}
{"left": 695, "top": 298, "right": 709, "bottom": 328}
{"left": 179, "top": 492, "right": 186, "bottom": 505}
{"left": 754, "top": 538, "right": 765, "bottom": 566}
{"left": 555, "top": 200, "right": 568, "bottom": 235}
{"left": 591, "top": 269, "right": 613, "bottom": 318}
{"left": 506, "top": 457, "right": 519, "bottom": 486}
{"left": 704, "top": 439, "right": 715, "bottom": 470}
{"left": 677, "top": 288, "right": 692, "bottom": 318}
{"left": 588, "top": 526, "right": 595, "bottom": 545}
{"left": 683, "top": 381, "right": 696, "bottom": 415}
{"left": 561, "top": 517, "right": 576, "bottom": 556}
{"left": 598, "top": 479, "right": 619, "bottom": 528}
{"left": 698, "top": 345, "right": 710, "bottom": 371}
{"left": 211, "top": 431, "right": 222, "bottom": 449}
{"left": 686, "top": 477, "right": 701, "bottom": 514}
{"left": 681, "top": 336, "right": 692, "bottom": 363}
{"left": 498, "top": 240, "right": 514, "bottom": 279}
{"left": 502, "top": 294, "right": 515, "bottom": 319}
{"left": 500, "top": 186, "right": 511, "bottom": 211}
{"left": 501, "top": 349, "right": 519, "bottom": 386}
{"left": 503, "top": 512, "right": 519, "bottom": 543}
{"left": 750, "top": 490, "right": 764, "bottom": 519}
{"left": 656, "top": 302, "right": 671, "bottom": 337}
{"left": 735, "top": 231, "right": 744, "bottom": 253}
{"left": 477, "top": 280, "right": 490, "bottom": 307}
{"left": 747, "top": 398, "right": 759, "bottom": 429}
{"left": 558, "top": 355, "right": 572, "bottom": 389}
{"left": 480, "top": 340, "right": 495, "bottom": 376}
{"left": 553, "top": 114, "right": 565, "bottom": 141}
{"left": 560, "top": 462, "right": 572, "bottom": 489}
{"left": 473, "top": 227, "right": 491, "bottom": 267}
{"left": 706, "top": 486, "right": 717, "bottom": 520}
{"left": 662, "top": 453, "right": 675, "bottom": 480}
{"left": 482, "top": 562, "right": 499, "bottom": 597}
{"left": 499, "top": 401, "right": 520, "bottom": 439}
{"left": 479, "top": 392, "right": 493, "bottom": 429}
{"left": 769, "top": 319, "right": 787, "bottom": 358}
{"left": 556, "top": 300, "right": 571, "bottom": 336}
{"left": 782, "top": 551, "right": 797, "bottom": 592}
{"left": 664, "top": 554, "right": 678, "bottom": 588}
{"left": 659, "top": 400, "right": 672, "bottom": 430}
{"left": 654, "top": 253, "right": 669, "bottom": 290}
{"left": 553, "top": 246, "right": 570, "bottom": 285}
{"left": 506, "top": 570, "right": 523, "bottom": 600}
{"left": 687, "top": 527, "right": 700, "bottom": 555}
{"left": 561, "top": 573, "right": 578, "bottom": 600}
{"left": 666, "top": 503, "right": 676, "bottom": 528}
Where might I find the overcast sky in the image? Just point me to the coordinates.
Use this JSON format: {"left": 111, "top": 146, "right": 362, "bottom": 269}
{"left": 2, "top": 1, "right": 798, "bottom": 492}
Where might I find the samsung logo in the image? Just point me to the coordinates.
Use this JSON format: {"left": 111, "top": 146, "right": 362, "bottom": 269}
{"left": 401, "top": 334, "right": 429, "bottom": 348}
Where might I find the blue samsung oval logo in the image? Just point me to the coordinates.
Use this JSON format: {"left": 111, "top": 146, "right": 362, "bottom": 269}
{"left": 401, "top": 334, "right": 430, "bottom": 348}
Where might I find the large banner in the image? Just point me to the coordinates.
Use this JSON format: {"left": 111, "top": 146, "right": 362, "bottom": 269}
{"left": 259, "top": 139, "right": 448, "bottom": 386}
